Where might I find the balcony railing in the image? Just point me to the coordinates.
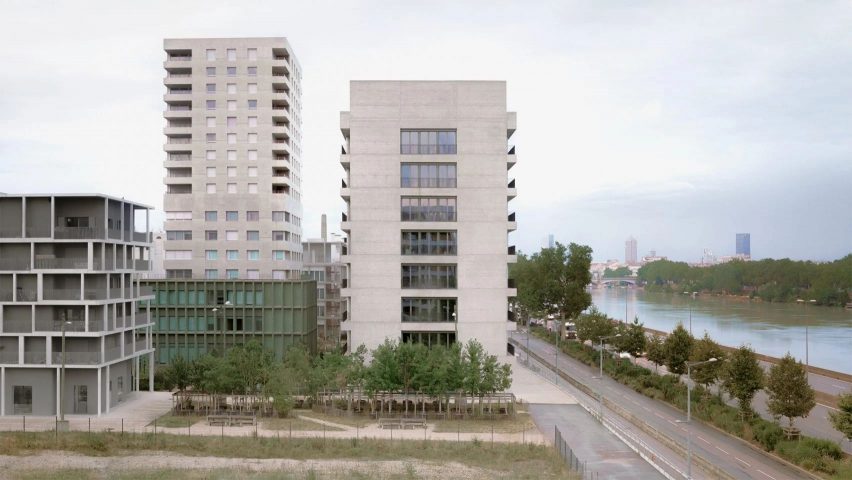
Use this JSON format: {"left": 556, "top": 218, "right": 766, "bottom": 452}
{"left": 133, "top": 232, "right": 151, "bottom": 242}
{"left": 135, "top": 339, "right": 148, "bottom": 352}
{"left": 140, "top": 285, "right": 154, "bottom": 297}
{"left": 508, "top": 179, "right": 516, "bottom": 189}
{"left": 51, "top": 351, "right": 101, "bottom": 365}
{"left": 135, "top": 259, "right": 150, "bottom": 270}
{"left": 168, "top": 153, "right": 191, "bottom": 161}
{"left": 508, "top": 246, "right": 516, "bottom": 255}
{"left": 134, "top": 312, "right": 151, "bottom": 326}
{"left": 0, "top": 228, "right": 22, "bottom": 238}
{"left": 508, "top": 212, "right": 516, "bottom": 222}
{"left": 54, "top": 226, "right": 104, "bottom": 240}
{"left": 108, "top": 228, "right": 122, "bottom": 240}
{"left": 167, "top": 137, "right": 192, "bottom": 144}
{"left": 167, "top": 55, "right": 192, "bottom": 61}
{"left": 168, "top": 73, "right": 192, "bottom": 78}
{"left": 508, "top": 278, "right": 516, "bottom": 288}
{"left": 15, "top": 290, "right": 38, "bottom": 302}
{"left": 24, "top": 352, "right": 46, "bottom": 364}
{"left": 43, "top": 288, "right": 81, "bottom": 301}
{"left": 109, "top": 288, "right": 123, "bottom": 299}
{"left": 34, "top": 319, "right": 85, "bottom": 332}
{"left": 0, "top": 258, "right": 31, "bottom": 270}
{"left": 168, "top": 105, "right": 191, "bottom": 111}
{"left": 34, "top": 257, "right": 88, "bottom": 269}
{"left": 2, "top": 319, "right": 32, "bottom": 333}
{"left": 0, "top": 291, "right": 12, "bottom": 301}
{"left": 0, "top": 351, "right": 18, "bottom": 363}
{"left": 105, "top": 346, "right": 122, "bottom": 361}
{"left": 167, "top": 89, "right": 192, "bottom": 95}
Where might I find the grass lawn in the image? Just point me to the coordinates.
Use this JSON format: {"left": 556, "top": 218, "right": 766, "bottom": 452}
{"left": 148, "top": 414, "right": 206, "bottom": 428}
{"left": 0, "top": 431, "right": 570, "bottom": 479}
{"left": 431, "top": 413, "right": 536, "bottom": 434}
{"left": 261, "top": 417, "right": 345, "bottom": 431}
{"left": 9, "top": 468, "right": 425, "bottom": 480}
{"left": 296, "top": 410, "right": 372, "bottom": 428}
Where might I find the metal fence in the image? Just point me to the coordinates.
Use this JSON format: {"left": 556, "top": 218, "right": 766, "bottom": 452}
{"left": 555, "top": 426, "right": 598, "bottom": 480}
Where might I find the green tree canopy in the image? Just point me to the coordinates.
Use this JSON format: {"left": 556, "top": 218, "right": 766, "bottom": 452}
{"left": 663, "top": 323, "right": 693, "bottom": 375}
{"left": 829, "top": 393, "right": 852, "bottom": 441}
{"left": 689, "top": 333, "right": 727, "bottom": 388}
{"left": 645, "top": 334, "right": 666, "bottom": 372}
{"left": 512, "top": 242, "right": 593, "bottom": 321}
{"left": 720, "top": 345, "right": 764, "bottom": 417}
{"left": 575, "top": 307, "right": 615, "bottom": 344}
{"left": 765, "top": 354, "right": 816, "bottom": 429}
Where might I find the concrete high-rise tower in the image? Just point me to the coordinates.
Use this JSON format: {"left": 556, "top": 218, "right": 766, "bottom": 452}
{"left": 736, "top": 233, "right": 751, "bottom": 258}
{"left": 162, "top": 38, "right": 303, "bottom": 280}
{"left": 625, "top": 236, "right": 638, "bottom": 264}
{"left": 339, "top": 81, "right": 517, "bottom": 357}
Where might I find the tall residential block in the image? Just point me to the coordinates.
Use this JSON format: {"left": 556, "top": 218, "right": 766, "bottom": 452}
{"left": 162, "top": 37, "right": 304, "bottom": 281}
{"left": 302, "top": 216, "right": 345, "bottom": 350}
{"left": 0, "top": 194, "right": 154, "bottom": 416}
{"left": 736, "top": 233, "right": 751, "bottom": 257}
{"left": 339, "top": 81, "right": 517, "bottom": 356}
{"left": 625, "top": 236, "right": 638, "bottom": 265}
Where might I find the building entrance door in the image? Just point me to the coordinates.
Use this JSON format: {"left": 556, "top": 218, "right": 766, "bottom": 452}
{"left": 74, "top": 385, "right": 88, "bottom": 414}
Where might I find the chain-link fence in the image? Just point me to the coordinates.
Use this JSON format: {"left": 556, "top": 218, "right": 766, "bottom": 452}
{"left": 555, "top": 426, "right": 599, "bottom": 480}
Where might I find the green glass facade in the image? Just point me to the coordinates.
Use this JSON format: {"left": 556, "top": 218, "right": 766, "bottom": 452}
{"left": 142, "top": 279, "right": 317, "bottom": 364}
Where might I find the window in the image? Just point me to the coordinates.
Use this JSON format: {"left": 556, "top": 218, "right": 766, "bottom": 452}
{"left": 165, "top": 211, "right": 191, "bottom": 221}
{"left": 273, "top": 270, "right": 285, "bottom": 280}
{"left": 227, "top": 133, "right": 236, "bottom": 144}
{"left": 227, "top": 83, "right": 236, "bottom": 94}
{"left": 227, "top": 166, "right": 236, "bottom": 177}
{"left": 246, "top": 211, "right": 259, "bottom": 221}
{"left": 205, "top": 269, "right": 219, "bottom": 279}
{"left": 206, "top": 167, "right": 216, "bottom": 177}
{"left": 400, "top": 163, "right": 456, "bottom": 188}
{"left": 402, "top": 331, "right": 456, "bottom": 347}
{"left": 248, "top": 116, "right": 257, "bottom": 127}
{"left": 226, "top": 230, "right": 238, "bottom": 241}
{"left": 401, "top": 264, "right": 457, "bottom": 288}
{"left": 227, "top": 48, "right": 236, "bottom": 61}
{"left": 273, "top": 250, "right": 285, "bottom": 260}
{"left": 248, "top": 183, "right": 258, "bottom": 194}
{"left": 205, "top": 230, "right": 218, "bottom": 240}
{"left": 272, "top": 231, "right": 284, "bottom": 241}
{"left": 247, "top": 48, "right": 257, "bottom": 60}
{"left": 226, "top": 250, "right": 239, "bottom": 260}
{"left": 227, "top": 116, "right": 236, "bottom": 128}
{"left": 400, "top": 130, "right": 457, "bottom": 154}
{"left": 247, "top": 230, "right": 259, "bottom": 241}
{"left": 248, "top": 133, "right": 257, "bottom": 143}
{"left": 206, "top": 150, "right": 216, "bottom": 160}
{"left": 206, "top": 83, "right": 216, "bottom": 93}
{"left": 247, "top": 100, "right": 257, "bottom": 110}
{"left": 272, "top": 211, "right": 285, "bottom": 222}
{"left": 227, "top": 66, "right": 236, "bottom": 77}
{"left": 401, "top": 231, "right": 458, "bottom": 255}
{"left": 401, "top": 298, "right": 457, "bottom": 322}
{"left": 205, "top": 211, "right": 217, "bottom": 221}
{"left": 206, "top": 250, "right": 218, "bottom": 260}
{"left": 13, "top": 386, "right": 32, "bottom": 414}
{"left": 227, "top": 100, "right": 236, "bottom": 111}
{"left": 227, "top": 183, "right": 237, "bottom": 193}
{"left": 206, "top": 117, "right": 216, "bottom": 128}
{"left": 166, "top": 230, "right": 192, "bottom": 241}
{"left": 247, "top": 250, "right": 259, "bottom": 261}
{"left": 226, "top": 269, "right": 238, "bottom": 279}
{"left": 248, "top": 150, "right": 258, "bottom": 160}
{"left": 401, "top": 197, "right": 457, "bottom": 221}
{"left": 248, "top": 83, "right": 258, "bottom": 94}
{"left": 248, "top": 166, "right": 258, "bottom": 177}
{"left": 206, "top": 49, "right": 216, "bottom": 61}
{"left": 165, "top": 250, "right": 192, "bottom": 260}
{"left": 247, "top": 66, "right": 257, "bottom": 76}
{"left": 206, "top": 67, "right": 216, "bottom": 76}
{"left": 227, "top": 150, "right": 237, "bottom": 161}
{"left": 206, "top": 100, "right": 216, "bottom": 110}
{"left": 206, "top": 183, "right": 216, "bottom": 194}
{"left": 226, "top": 211, "right": 238, "bottom": 221}
{"left": 247, "top": 269, "right": 259, "bottom": 279}
{"left": 206, "top": 133, "right": 216, "bottom": 143}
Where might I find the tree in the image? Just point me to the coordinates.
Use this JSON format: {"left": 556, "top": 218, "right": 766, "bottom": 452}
{"left": 829, "top": 392, "right": 852, "bottom": 441}
{"left": 663, "top": 323, "right": 693, "bottom": 375}
{"left": 616, "top": 317, "right": 646, "bottom": 361}
{"left": 167, "top": 355, "right": 191, "bottom": 391}
{"left": 720, "top": 345, "right": 764, "bottom": 418}
{"left": 765, "top": 354, "right": 816, "bottom": 429}
{"left": 575, "top": 307, "right": 614, "bottom": 344}
{"left": 226, "top": 340, "right": 273, "bottom": 394}
{"left": 529, "top": 242, "right": 593, "bottom": 322}
{"left": 646, "top": 334, "right": 666, "bottom": 373}
{"left": 689, "top": 333, "right": 726, "bottom": 389}
{"left": 603, "top": 266, "right": 632, "bottom": 278}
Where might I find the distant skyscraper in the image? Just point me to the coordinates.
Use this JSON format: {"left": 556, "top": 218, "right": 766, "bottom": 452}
{"left": 736, "top": 233, "right": 751, "bottom": 257}
{"left": 625, "top": 236, "right": 638, "bottom": 264}
{"left": 548, "top": 234, "right": 555, "bottom": 249}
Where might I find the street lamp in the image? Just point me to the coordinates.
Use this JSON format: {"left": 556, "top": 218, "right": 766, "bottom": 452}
{"left": 681, "top": 358, "right": 717, "bottom": 479}
{"left": 58, "top": 320, "right": 73, "bottom": 431}
{"left": 595, "top": 333, "right": 621, "bottom": 420}
{"left": 683, "top": 291, "right": 697, "bottom": 335}
{"left": 210, "top": 301, "right": 232, "bottom": 353}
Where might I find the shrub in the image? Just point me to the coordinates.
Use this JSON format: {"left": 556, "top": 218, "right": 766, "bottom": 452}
{"left": 750, "top": 420, "right": 782, "bottom": 451}
{"left": 775, "top": 438, "right": 843, "bottom": 474}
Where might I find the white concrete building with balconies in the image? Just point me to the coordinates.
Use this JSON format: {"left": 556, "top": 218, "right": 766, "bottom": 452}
{"left": 0, "top": 194, "right": 155, "bottom": 416}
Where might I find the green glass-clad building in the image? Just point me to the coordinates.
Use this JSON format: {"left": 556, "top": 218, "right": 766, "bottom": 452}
{"left": 142, "top": 279, "right": 317, "bottom": 364}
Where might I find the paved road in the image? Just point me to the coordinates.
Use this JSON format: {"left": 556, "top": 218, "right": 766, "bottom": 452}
{"left": 758, "top": 360, "right": 850, "bottom": 397}
{"left": 528, "top": 403, "right": 666, "bottom": 480}
{"left": 512, "top": 332, "right": 814, "bottom": 480}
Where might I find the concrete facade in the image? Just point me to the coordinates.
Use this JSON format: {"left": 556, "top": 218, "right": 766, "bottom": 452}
{"left": 339, "top": 81, "right": 517, "bottom": 357}
{"left": 0, "top": 194, "right": 155, "bottom": 416}
{"left": 162, "top": 37, "right": 303, "bottom": 280}
{"left": 302, "top": 219, "right": 345, "bottom": 351}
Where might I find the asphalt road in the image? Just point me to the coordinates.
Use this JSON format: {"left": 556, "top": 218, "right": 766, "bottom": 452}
{"left": 512, "top": 332, "right": 815, "bottom": 480}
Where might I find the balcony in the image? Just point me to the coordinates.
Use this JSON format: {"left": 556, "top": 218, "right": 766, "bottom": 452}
{"left": 508, "top": 246, "right": 516, "bottom": 255}
{"left": 341, "top": 178, "right": 350, "bottom": 200}
{"left": 135, "top": 339, "right": 148, "bottom": 352}
{"left": 507, "top": 146, "right": 517, "bottom": 169}
{"left": 273, "top": 153, "right": 290, "bottom": 162}
{"left": 51, "top": 351, "right": 100, "bottom": 365}
{"left": 34, "top": 319, "right": 85, "bottom": 332}
{"left": 3, "top": 319, "right": 32, "bottom": 333}
{"left": 0, "top": 350, "right": 18, "bottom": 364}
{"left": 135, "top": 259, "right": 150, "bottom": 271}
{"left": 166, "top": 167, "right": 192, "bottom": 178}
{"left": 508, "top": 212, "right": 517, "bottom": 232}
{"left": 105, "top": 346, "right": 122, "bottom": 362}
{"left": 34, "top": 257, "right": 88, "bottom": 269}
{"left": 15, "top": 290, "right": 38, "bottom": 302}
{"left": 507, "top": 179, "right": 517, "bottom": 200}
{"left": 0, "top": 227, "right": 22, "bottom": 238}
{"left": 26, "top": 225, "right": 51, "bottom": 238}
{"left": 166, "top": 136, "right": 192, "bottom": 144}
{"left": 0, "top": 258, "right": 31, "bottom": 270}
{"left": 508, "top": 310, "right": 517, "bottom": 322}
{"left": 166, "top": 54, "right": 191, "bottom": 62}
{"left": 24, "top": 352, "right": 46, "bottom": 365}
{"left": 54, "top": 226, "right": 104, "bottom": 240}
{"left": 133, "top": 232, "right": 151, "bottom": 243}
{"left": 140, "top": 285, "right": 154, "bottom": 297}
{"left": 134, "top": 312, "right": 151, "bottom": 326}
{"left": 42, "top": 288, "right": 81, "bottom": 301}
{"left": 167, "top": 153, "right": 191, "bottom": 162}
{"left": 272, "top": 167, "right": 289, "bottom": 179}
{"left": 508, "top": 278, "right": 516, "bottom": 289}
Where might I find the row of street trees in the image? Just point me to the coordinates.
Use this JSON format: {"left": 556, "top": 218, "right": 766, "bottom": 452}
{"left": 159, "top": 339, "right": 512, "bottom": 417}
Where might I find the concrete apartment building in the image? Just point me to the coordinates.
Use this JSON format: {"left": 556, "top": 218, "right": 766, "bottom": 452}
{"left": 0, "top": 194, "right": 154, "bottom": 416}
{"left": 339, "top": 81, "right": 517, "bottom": 356}
{"left": 162, "top": 37, "right": 304, "bottom": 280}
{"left": 625, "top": 236, "right": 638, "bottom": 265}
{"left": 302, "top": 215, "right": 345, "bottom": 350}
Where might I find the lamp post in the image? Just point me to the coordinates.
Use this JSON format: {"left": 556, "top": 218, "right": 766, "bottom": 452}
{"left": 595, "top": 333, "right": 621, "bottom": 420}
{"left": 682, "top": 358, "right": 717, "bottom": 479}
{"left": 58, "top": 320, "right": 72, "bottom": 432}
{"left": 210, "top": 301, "right": 232, "bottom": 353}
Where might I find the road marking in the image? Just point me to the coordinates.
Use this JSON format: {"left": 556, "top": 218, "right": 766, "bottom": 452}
{"left": 667, "top": 420, "right": 678, "bottom": 427}
{"left": 734, "top": 457, "right": 751, "bottom": 467}
{"left": 832, "top": 384, "right": 844, "bottom": 389}
{"left": 716, "top": 446, "right": 729, "bottom": 455}
{"left": 818, "top": 403, "right": 840, "bottom": 412}
{"left": 697, "top": 436, "right": 710, "bottom": 445}
{"left": 641, "top": 405, "right": 651, "bottom": 412}
{"left": 653, "top": 412, "right": 664, "bottom": 419}
{"left": 756, "top": 469, "right": 777, "bottom": 480}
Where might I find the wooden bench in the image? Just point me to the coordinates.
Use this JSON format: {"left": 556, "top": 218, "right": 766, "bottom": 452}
{"left": 207, "top": 415, "right": 256, "bottom": 427}
{"left": 379, "top": 418, "right": 403, "bottom": 429}
{"left": 401, "top": 418, "right": 426, "bottom": 429}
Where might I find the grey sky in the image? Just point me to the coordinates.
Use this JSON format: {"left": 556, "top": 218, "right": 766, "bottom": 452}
{"left": 1, "top": 1, "right": 849, "bottom": 262}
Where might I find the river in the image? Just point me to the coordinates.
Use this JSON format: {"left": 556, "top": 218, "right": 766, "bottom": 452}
{"left": 590, "top": 288, "right": 852, "bottom": 374}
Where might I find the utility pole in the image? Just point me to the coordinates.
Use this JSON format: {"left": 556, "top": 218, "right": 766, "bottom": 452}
{"left": 58, "top": 321, "right": 72, "bottom": 432}
{"left": 595, "top": 334, "right": 621, "bottom": 420}
{"left": 682, "top": 358, "right": 717, "bottom": 479}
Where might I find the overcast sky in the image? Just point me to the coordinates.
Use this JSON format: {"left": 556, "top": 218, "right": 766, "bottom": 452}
{"left": 1, "top": 1, "right": 849, "bottom": 262}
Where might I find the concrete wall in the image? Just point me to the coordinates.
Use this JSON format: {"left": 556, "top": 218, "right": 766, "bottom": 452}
{"left": 63, "top": 368, "right": 98, "bottom": 415}
{"left": 4, "top": 368, "right": 55, "bottom": 416}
